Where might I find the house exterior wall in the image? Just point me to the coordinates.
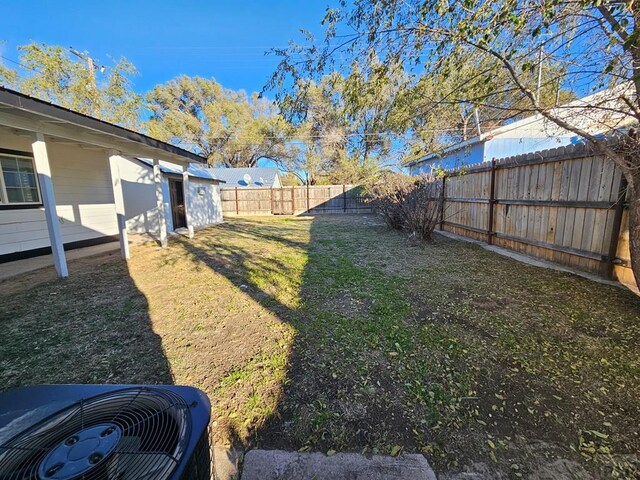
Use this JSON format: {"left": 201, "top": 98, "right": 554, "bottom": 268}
{"left": 0, "top": 132, "right": 118, "bottom": 258}
{"left": 483, "top": 136, "right": 577, "bottom": 160}
{"left": 408, "top": 105, "right": 601, "bottom": 174}
{"left": 118, "top": 157, "right": 173, "bottom": 234}
{"left": 483, "top": 114, "right": 584, "bottom": 160}
{"left": 409, "top": 142, "right": 485, "bottom": 174}
{"left": 188, "top": 179, "right": 223, "bottom": 229}
{"left": 409, "top": 135, "right": 583, "bottom": 174}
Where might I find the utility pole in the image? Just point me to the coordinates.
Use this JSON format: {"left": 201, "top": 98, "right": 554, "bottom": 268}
{"left": 69, "top": 47, "right": 106, "bottom": 116}
{"left": 474, "top": 108, "right": 482, "bottom": 136}
{"left": 536, "top": 45, "right": 544, "bottom": 104}
{"left": 69, "top": 47, "right": 106, "bottom": 78}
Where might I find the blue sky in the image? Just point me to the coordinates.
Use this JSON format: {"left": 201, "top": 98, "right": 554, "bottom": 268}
{"left": 1, "top": 0, "right": 331, "bottom": 95}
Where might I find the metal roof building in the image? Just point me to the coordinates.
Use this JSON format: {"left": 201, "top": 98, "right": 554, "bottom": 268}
{"left": 207, "top": 167, "right": 282, "bottom": 188}
{"left": 407, "top": 84, "right": 636, "bottom": 174}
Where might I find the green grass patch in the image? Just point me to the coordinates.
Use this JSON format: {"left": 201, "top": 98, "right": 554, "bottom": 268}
{"left": 1, "top": 215, "right": 638, "bottom": 478}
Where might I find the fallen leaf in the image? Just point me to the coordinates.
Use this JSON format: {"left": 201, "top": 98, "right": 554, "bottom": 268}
{"left": 390, "top": 445, "right": 403, "bottom": 457}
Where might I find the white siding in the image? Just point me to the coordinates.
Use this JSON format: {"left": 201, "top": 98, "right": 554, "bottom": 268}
{"left": 118, "top": 157, "right": 222, "bottom": 235}
{"left": 118, "top": 157, "right": 173, "bottom": 234}
{"left": 0, "top": 208, "right": 48, "bottom": 255}
{"left": 49, "top": 143, "right": 118, "bottom": 243}
{"left": 188, "top": 179, "right": 223, "bottom": 229}
{"left": 0, "top": 132, "right": 118, "bottom": 257}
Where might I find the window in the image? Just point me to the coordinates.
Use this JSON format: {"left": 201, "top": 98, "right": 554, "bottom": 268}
{"left": 0, "top": 153, "right": 41, "bottom": 206}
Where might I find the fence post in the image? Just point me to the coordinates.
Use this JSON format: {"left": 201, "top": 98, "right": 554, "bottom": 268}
{"left": 291, "top": 185, "right": 295, "bottom": 213}
{"left": 306, "top": 183, "right": 310, "bottom": 213}
{"left": 235, "top": 186, "right": 239, "bottom": 215}
{"left": 603, "top": 173, "right": 628, "bottom": 279}
{"left": 439, "top": 175, "right": 446, "bottom": 230}
{"left": 343, "top": 184, "right": 347, "bottom": 212}
{"left": 270, "top": 187, "right": 274, "bottom": 214}
{"left": 487, "top": 158, "right": 497, "bottom": 245}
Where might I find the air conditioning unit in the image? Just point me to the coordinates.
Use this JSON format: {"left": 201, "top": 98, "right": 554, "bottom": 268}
{"left": 0, "top": 384, "right": 212, "bottom": 480}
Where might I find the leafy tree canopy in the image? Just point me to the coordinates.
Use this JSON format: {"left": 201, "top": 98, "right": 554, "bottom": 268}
{"left": 0, "top": 43, "right": 142, "bottom": 129}
{"left": 278, "top": 62, "right": 412, "bottom": 184}
{"left": 146, "top": 76, "right": 300, "bottom": 170}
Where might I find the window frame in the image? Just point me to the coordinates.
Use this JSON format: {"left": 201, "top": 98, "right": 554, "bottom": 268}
{"left": 0, "top": 148, "right": 43, "bottom": 210}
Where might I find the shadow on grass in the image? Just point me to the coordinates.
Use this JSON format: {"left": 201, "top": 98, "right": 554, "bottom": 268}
{"left": 172, "top": 215, "right": 640, "bottom": 479}
{"left": 4, "top": 215, "right": 639, "bottom": 479}
{"left": 173, "top": 216, "right": 457, "bottom": 454}
{"left": 0, "top": 252, "right": 174, "bottom": 389}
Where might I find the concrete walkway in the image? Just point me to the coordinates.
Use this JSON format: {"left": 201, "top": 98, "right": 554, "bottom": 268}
{"left": 0, "top": 242, "right": 120, "bottom": 280}
{"left": 436, "top": 230, "right": 639, "bottom": 294}
{"left": 240, "top": 450, "right": 437, "bottom": 480}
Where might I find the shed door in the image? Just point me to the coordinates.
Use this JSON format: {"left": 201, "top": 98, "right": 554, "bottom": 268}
{"left": 169, "top": 179, "right": 187, "bottom": 229}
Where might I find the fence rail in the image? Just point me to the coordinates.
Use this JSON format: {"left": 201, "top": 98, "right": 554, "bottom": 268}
{"left": 436, "top": 143, "right": 635, "bottom": 289}
{"left": 220, "top": 184, "right": 371, "bottom": 216}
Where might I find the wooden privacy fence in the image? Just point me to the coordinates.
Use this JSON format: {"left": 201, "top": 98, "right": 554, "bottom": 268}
{"left": 438, "top": 143, "right": 635, "bottom": 289}
{"left": 221, "top": 184, "right": 371, "bottom": 216}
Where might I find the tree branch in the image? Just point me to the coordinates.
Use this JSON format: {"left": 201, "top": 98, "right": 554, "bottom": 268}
{"left": 465, "top": 39, "right": 629, "bottom": 171}
{"left": 596, "top": 5, "right": 630, "bottom": 42}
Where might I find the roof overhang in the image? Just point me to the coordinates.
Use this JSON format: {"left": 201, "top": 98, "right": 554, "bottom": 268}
{"left": 0, "top": 87, "right": 206, "bottom": 165}
{"left": 164, "top": 172, "right": 225, "bottom": 184}
{"left": 406, "top": 134, "right": 487, "bottom": 168}
{"left": 132, "top": 157, "right": 225, "bottom": 183}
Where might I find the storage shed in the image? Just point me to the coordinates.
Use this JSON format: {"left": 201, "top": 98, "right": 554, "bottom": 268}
{"left": 118, "top": 158, "right": 224, "bottom": 236}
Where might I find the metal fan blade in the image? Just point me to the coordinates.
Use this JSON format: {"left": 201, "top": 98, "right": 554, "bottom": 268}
{"left": 107, "top": 436, "right": 175, "bottom": 480}
{"left": 108, "top": 453, "right": 175, "bottom": 479}
{"left": 107, "top": 435, "right": 140, "bottom": 478}
{"left": 0, "top": 464, "right": 39, "bottom": 480}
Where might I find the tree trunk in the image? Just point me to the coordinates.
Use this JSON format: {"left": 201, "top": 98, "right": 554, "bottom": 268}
{"left": 461, "top": 113, "right": 471, "bottom": 141}
{"left": 626, "top": 7, "right": 640, "bottom": 289}
{"left": 626, "top": 174, "right": 640, "bottom": 289}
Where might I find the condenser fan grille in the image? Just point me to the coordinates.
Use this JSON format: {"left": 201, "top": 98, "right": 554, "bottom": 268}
{"left": 0, "top": 387, "right": 192, "bottom": 480}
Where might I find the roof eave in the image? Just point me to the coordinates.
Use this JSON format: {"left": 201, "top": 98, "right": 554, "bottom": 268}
{"left": 133, "top": 157, "right": 225, "bottom": 182}
{"left": 0, "top": 87, "right": 206, "bottom": 164}
{"left": 406, "top": 134, "right": 486, "bottom": 167}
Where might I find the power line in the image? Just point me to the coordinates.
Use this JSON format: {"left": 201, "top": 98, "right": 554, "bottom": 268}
{"left": 128, "top": 44, "right": 317, "bottom": 51}
{"left": 0, "top": 55, "right": 41, "bottom": 74}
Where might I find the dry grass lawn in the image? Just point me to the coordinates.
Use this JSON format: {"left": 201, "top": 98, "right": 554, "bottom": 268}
{"left": 1, "top": 215, "right": 639, "bottom": 479}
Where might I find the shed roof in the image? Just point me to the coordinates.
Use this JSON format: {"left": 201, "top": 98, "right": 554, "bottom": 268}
{"left": 135, "top": 158, "right": 224, "bottom": 182}
{"left": 207, "top": 167, "right": 280, "bottom": 187}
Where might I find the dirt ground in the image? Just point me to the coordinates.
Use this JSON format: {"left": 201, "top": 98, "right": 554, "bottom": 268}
{"left": 1, "top": 215, "right": 639, "bottom": 479}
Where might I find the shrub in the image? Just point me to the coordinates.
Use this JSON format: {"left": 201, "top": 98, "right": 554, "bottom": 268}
{"left": 366, "top": 173, "right": 443, "bottom": 241}
{"left": 366, "top": 173, "right": 412, "bottom": 231}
